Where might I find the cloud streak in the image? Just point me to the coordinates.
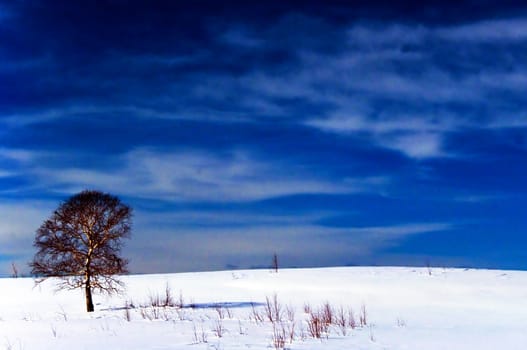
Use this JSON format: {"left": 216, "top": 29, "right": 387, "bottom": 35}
{"left": 3, "top": 147, "right": 387, "bottom": 202}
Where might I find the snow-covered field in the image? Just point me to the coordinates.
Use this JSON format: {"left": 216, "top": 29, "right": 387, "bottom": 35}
{"left": 1, "top": 267, "right": 526, "bottom": 349}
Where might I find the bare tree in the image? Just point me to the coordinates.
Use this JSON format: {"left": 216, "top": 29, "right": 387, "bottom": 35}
{"left": 11, "top": 262, "right": 19, "bottom": 278}
{"left": 30, "top": 190, "right": 132, "bottom": 312}
{"left": 272, "top": 252, "right": 279, "bottom": 273}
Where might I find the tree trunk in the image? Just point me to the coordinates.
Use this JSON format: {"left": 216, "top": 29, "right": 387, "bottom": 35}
{"left": 85, "top": 283, "right": 94, "bottom": 312}
{"left": 85, "top": 249, "right": 94, "bottom": 312}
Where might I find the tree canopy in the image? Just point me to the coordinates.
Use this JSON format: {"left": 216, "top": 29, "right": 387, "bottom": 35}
{"left": 30, "top": 190, "right": 132, "bottom": 312}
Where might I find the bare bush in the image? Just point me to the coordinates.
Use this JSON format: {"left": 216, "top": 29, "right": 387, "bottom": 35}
{"left": 271, "top": 323, "right": 286, "bottom": 349}
{"left": 11, "top": 262, "right": 18, "bottom": 278}
{"left": 192, "top": 322, "right": 208, "bottom": 344}
{"left": 298, "top": 322, "right": 307, "bottom": 341}
{"left": 335, "top": 306, "right": 348, "bottom": 336}
{"left": 265, "top": 294, "right": 283, "bottom": 323}
{"left": 285, "top": 321, "right": 296, "bottom": 343}
{"left": 57, "top": 306, "right": 68, "bottom": 322}
{"left": 140, "top": 306, "right": 159, "bottom": 320}
{"left": 148, "top": 291, "right": 162, "bottom": 308}
{"left": 285, "top": 304, "right": 295, "bottom": 323}
{"left": 321, "top": 302, "right": 333, "bottom": 326}
{"left": 50, "top": 324, "right": 58, "bottom": 338}
{"left": 359, "top": 304, "right": 368, "bottom": 327}
{"left": 396, "top": 318, "right": 407, "bottom": 327}
{"left": 303, "top": 302, "right": 364, "bottom": 339}
{"left": 175, "top": 308, "right": 187, "bottom": 321}
{"left": 139, "top": 304, "right": 173, "bottom": 321}
{"left": 163, "top": 282, "right": 174, "bottom": 307}
{"left": 303, "top": 303, "right": 312, "bottom": 314}
{"left": 212, "top": 318, "right": 225, "bottom": 338}
{"left": 250, "top": 303, "right": 265, "bottom": 323}
{"left": 238, "top": 320, "right": 247, "bottom": 335}
{"left": 215, "top": 305, "right": 226, "bottom": 320}
{"left": 348, "top": 308, "right": 357, "bottom": 329}
{"left": 176, "top": 290, "right": 185, "bottom": 308}
{"left": 306, "top": 311, "right": 328, "bottom": 339}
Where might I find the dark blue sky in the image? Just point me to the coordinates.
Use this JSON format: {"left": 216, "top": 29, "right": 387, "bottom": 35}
{"left": 1, "top": 0, "right": 526, "bottom": 274}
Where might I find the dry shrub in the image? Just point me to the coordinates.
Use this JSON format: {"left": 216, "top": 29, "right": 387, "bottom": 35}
{"left": 250, "top": 303, "right": 265, "bottom": 323}
{"left": 359, "top": 304, "right": 368, "bottom": 327}
{"left": 306, "top": 311, "right": 329, "bottom": 339}
{"left": 163, "top": 282, "right": 174, "bottom": 307}
{"left": 192, "top": 322, "right": 208, "bottom": 344}
{"left": 303, "top": 303, "right": 312, "bottom": 314}
{"left": 272, "top": 323, "right": 286, "bottom": 349}
{"left": 285, "top": 304, "right": 295, "bottom": 323}
{"left": 321, "top": 302, "right": 333, "bottom": 325}
{"left": 265, "top": 294, "right": 283, "bottom": 323}
{"left": 212, "top": 318, "right": 225, "bottom": 338}
{"left": 335, "top": 306, "right": 348, "bottom": 335}
{"left": 215, "top": 305, "right": 226, "bottom": 320}
{"left": 348, "top": 308, "right": 357, "bottom": 329}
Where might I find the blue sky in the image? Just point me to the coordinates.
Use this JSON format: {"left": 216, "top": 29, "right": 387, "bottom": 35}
{"left": 1, "top": 1, "right": 526, "bottom": 274}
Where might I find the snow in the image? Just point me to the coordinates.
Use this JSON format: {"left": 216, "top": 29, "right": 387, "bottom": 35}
{"left": 1, "top": 266, "right": 526, "bottom": 349}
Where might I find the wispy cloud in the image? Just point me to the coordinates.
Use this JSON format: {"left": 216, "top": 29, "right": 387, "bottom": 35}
{"left": 437, "top": 18, "right": 527, "bottom": 41}
{"left": 344, "top": 222, "right": 452, "bottom": 239}
{"left": 0, "top": 170, "right": 14, "bottom": 178}
{"left": 4, "top": 148, "right": 386, "bottom": 202}
{"left": 2, "top": 14, "right": 525, "bottom": 166}
{"left": 306, "top": 115, "right": 455, "bottom": 159}
{"left": 0, "top": 147, "right": 41, "bottom": 162}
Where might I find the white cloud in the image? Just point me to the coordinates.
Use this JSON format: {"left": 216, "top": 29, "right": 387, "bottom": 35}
{"left": 453, "top": 194, "right": 506, "bottom": 203}
{"left": 437, "top": 18, "right": 527, "bottom": 42}
{"left": 345, "top": 222, "right": 452, "bottom": 239}
{"left": 113, "top": 149, "right": 351, "bottom": 201}
{"left": 0, "top": 147, "right": 40, "bottom": 162}
{"left": 7, "top": 148, "right": 385, "bottom": 202}
{"left": 347, "top": 23, "right": 428, "bottom": 46}
{"left": 0, "top": 170, "right": 15, "bottom": 178}
{"left": 3, "top": 16, "right": 526, "bottom": 165}
{"left": 0, "top": 107, "right": 94, "bottom": 127}
{"left": 384, "top": 132, "right": 444, "bottom": 159}
{"left": 306, "top": 115, "right": 453, "bottom": 159}
{"left": 134, "top": 209, "right": 333, "bottom": 228}
{"left": 488, "top": 115, "right": 527, "bottom": 128}
{"left": 346, "top": 17, "right": 527, "bottom": 45}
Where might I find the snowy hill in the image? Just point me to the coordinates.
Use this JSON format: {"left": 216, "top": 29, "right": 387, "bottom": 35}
{"left": 1, "top": 266, "right": 526, "bottom": 349}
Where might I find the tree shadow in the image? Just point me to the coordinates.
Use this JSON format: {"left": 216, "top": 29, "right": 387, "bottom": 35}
{"left": 101, "top": 301, "right": 265, "bottom": 312}
{"left": 185, "top": 301, "right": 265, "bottom": 309}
